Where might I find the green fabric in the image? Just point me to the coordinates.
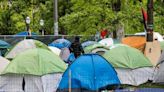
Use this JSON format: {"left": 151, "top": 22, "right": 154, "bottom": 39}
{"left": 84, "top": 43, "right": 109, "bottom": 53}
{"left": 34, "top": 40, "right": 50, "bottom": 50}
{"left": 160, "top": 41, "right": 164, "bottom": 50}
{"left": 3, "top": 48, "right": 67, "bottom": 75}
{"left": 103, "top": 46, "right": 152, "bottom": 69}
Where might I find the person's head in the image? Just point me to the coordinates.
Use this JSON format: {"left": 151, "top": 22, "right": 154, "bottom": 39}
{"left": 75, "top": 36, "right": 80, "bottom": 42}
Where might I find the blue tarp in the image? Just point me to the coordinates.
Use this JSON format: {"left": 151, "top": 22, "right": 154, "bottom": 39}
{"left": 16, "top": 31, "right": 37, "bottom": 36}
{"left": 58, "top": 54, "right": 120, "bottom": 91}
{"left": 49, "top": 39, "right": 71, "bottom": 49}
{"left": 82, "top": 41, "right": 97, "bottom": 48}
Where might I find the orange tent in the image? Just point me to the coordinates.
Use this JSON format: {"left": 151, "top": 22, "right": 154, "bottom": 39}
{"left": 122, "top": 37, "right": 146, "bottom": 52}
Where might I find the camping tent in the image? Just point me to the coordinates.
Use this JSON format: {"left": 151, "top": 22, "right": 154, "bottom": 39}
{"left": 99, "top": 38, "right": 113, "bottom": 47}
{"left": 153, "top": 51, "right": 164, "bottom": 84}
{"left": 81, "top": 41, "right": 97, "bottom": 48}
{"left": 5, "top": 39, "right": 49, "bottom": 59}
{"left": 84, "top": 43, "right": 109, "bottom": 55}
{"left": 57, "top": 54, "right": 120, "bottom": 92}
{"left": 103, "top": 46, "right": 153, "bottom": 86}
{"left": 0, "top": 56, "right": 10, "bottom": 74}
{"left": 48, "top": 46, "right": 61, "bottom": 56}
{"left": 3, "top": 48, "right": 67, "bottom": 92}
{"left": 115, "top": 88, "right": 164, "bottom": 92}
{"left": 135, "top": 32, "right": 164, "bottom": 41}
{"left": 0, "top": 40, "right": 11, "bottom": 56}
{"left": 49, "top": 38, "right": 71, "bottom": 49}
{"left": 121, "top": 37, "right": 146, "bottom": 52}
{"left": 60, "top": 47, "right": 71, "bottom": 62}
{"left": 16, "top": 31, "right": 37, "bottom": 36}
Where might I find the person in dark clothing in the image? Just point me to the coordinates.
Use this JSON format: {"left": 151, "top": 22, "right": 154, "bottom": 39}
{"left": 70, "top": 36, "right": 84, "bottom": 58}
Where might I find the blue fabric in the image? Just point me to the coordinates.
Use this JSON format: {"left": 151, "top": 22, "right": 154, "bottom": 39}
{"left": 58, "top": 54, "right": 120, "bottom": 90}
{"left": 82, "top": 41, "right": 97, "bottom": 48}
{"left": 16, "top": 31, "right": 37, "bottom": 36}
{"left": 48, "top": 43, "right": 65, "bottom": 49}
{"left": 49, "top": 39, "right": 71, "bottom": 48}
{"left": 66, "top": 53, "right": 76, "bottom": 64}
{"left": 0, "top": 40, "right": 11, "bottom": 48}
{"left": 115, "top": 88, "right": 164, "bottom": 92}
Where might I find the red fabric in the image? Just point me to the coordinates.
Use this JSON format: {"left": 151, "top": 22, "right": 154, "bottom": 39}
{"left": 101, "top": 30, "right": 108, "bottom": 39}
{"left": 141, "top": 8, "right": 148, "bottom": 21}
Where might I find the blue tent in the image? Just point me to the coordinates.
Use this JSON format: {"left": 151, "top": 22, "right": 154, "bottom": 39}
{"left": 57, "top": 54, "right": 120, "bottom": 91}
{"left": 49, "top": 39, "right": 71, "bottom": 49}
{"left": 0, "top": 40, "right": 10, "bottom": 48}
{"left": 16, "top": 31, "right": 37, "bottom": 36}
{"left": 82, "top": 41, "right": 97, "bottom": 48}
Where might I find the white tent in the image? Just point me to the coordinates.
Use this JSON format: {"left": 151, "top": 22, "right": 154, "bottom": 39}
{"left": 116, "top": 67, "right": 153, "bottom": 86}
{"left": 99, "top": 38, "right": 114, "bottom": 47}
{"left": 153, "top": 52, "right": 164, "bottom": 84}
{"left": 48, "top": 46, "right": 61, "bottom": 56}
{"left": 24, "top": 73, "right": 62, "bottom": 92}
{"left": 60, "top": 48, "right": 70, "bottom": 62}
{"left": 0, "top": 74, "right": 24, "bottom": 92}
{"left": 135, "top": 32, "right": 164, "bottom": 41}
{"left": 0, "top": 56, "right": 10, "bottom": 74}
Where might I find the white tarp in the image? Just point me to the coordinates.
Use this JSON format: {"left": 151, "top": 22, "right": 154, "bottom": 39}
{"left": 99, "top": 38, "right": 113, "bottom": 47}
{"left": 48, "top": 46, "right": 61, "bottom": 56}
{"left": 135, "top": 32, "right": 164, "bottom": 41}
{"left": 116, "top": 67, "right": 153, "bottom": 86}
{"left": 0, "top": 57, "right": 10, "bottom": 74}
{"left": 5, "top": 40, "right": 36, "bottom": 59}
{"left": 0, "top": 74, "right": 24, "bottom": 92}
{"left": 24, "top": 75, "right": 44, "bottom": 92}
{"left": 42, "top": 73, "right": 62, "bottom": 92}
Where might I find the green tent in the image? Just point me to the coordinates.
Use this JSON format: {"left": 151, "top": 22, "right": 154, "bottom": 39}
{"left": 84, "top": 43, "right": 109, "bottom": 54}
{"left": 160, "top": 41, "right": 164, "bottom": 50}
{"left": 103, "top": 45, "right": 152, "bottom": 69}
{"left": 5, "top": 39, "right": 50, "bottom": 59}
{"left": 3, "top": 48, "right": 67, "bottom": 76}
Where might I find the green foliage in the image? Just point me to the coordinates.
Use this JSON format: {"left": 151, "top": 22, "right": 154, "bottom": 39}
{"left": 0, "top": 0, "right": 164, "bottom": 35}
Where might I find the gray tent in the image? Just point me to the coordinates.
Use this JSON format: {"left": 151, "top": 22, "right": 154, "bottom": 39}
{"left": 153, "top": 52, "right": 164, "bottom": 84}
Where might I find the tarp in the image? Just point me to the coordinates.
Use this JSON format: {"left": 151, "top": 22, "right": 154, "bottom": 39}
{"left": 82, "top": 41, "right": 97, "bottom": 48}
{"left": 0, "top": 74, "right": 23, "bottom": 92}
{"left": 0, "top": 56, "right": 10, "bottom": 74}
{"left": 16, "top": 31, "right": 37, "bottom": 36}
{"left": 48, "top": 46, "right": 61, "bottom": 56}
{"left": 135, "top": 32, "right": 164, "bottom": 41}
{"left": 0, "top": 40, "right": 11, "bottom": 48}
{"left": 57, "top": 54, "right": 120, "bottom": 91}
{"left": 3, "top": 48, "right": 67, "bottom": 75}
{"left": 5, "top": 39, "right": 50, "bottom": 59}
{"left": 103, "top": 45, "right": 152, "bottom": 69}
{"left": 121, "top": 37, "right": 146, "bottom": 52}
{"left": 84, "top": 43, "right": 109, "bottom": 54}
{"left": 49, "top": 38, "right": 71, "bottom": 48}
{"left": 99, "top": 38, "right": 113, "bottom": 47}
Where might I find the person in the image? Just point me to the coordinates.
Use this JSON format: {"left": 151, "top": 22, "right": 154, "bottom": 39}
{"left": 70, "top": 36, "right": 84, "bottom": 58}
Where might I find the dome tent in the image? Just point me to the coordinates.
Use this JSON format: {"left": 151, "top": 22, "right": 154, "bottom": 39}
{"left": 3, "top": 48, "right": 67, "bottom": 92}
{"left": 99, "top": 38, "right": 114, "bottom": 47}
{"left": 57, "top": 54, "right": 120, "bottom": 92}
{"left": 82, "top": 41, "right": 97, "bottom": 48}
{"left": 5, "top": 39, "right": 50, "bottom": 59}
{"left": 0, "top": 40, "right": 11, "bottom": 56}
{"left": 0, "top": 56, "right": 10, "bottom": 74}
{"left": 49, "top": 38, "right": 71, "bottom": 49}
{"left": 16, "top": 31, "right": 37, "bottom": 36}
{"left": 84, "top": 43, "right": 109, "bottom": 55}
{"left": 103, "top": 45, "right": 153, "bottom": 86}
{"left": 48, "top": 46, "right": 61, "bottom": 56}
